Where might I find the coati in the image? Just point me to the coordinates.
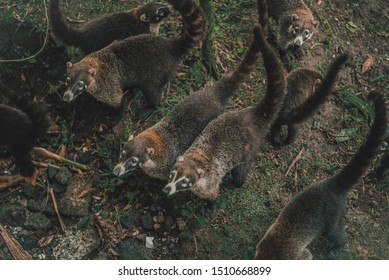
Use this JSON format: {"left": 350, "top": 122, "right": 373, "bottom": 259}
{"left": 270, "top": 55, "right": 348, "bottom": 145}
{"left": 0, "top": 101, "right": 50, "bottom": 179}
{"left": 265, "top": 0, "right": 319, "bottom": 52}
{"left": 112, "top": 23, "right": 263, "bottom": 181}
{"left": 375, "top": 126, "right": 389, "bottom": 179}
{"left": 63, "top": 0, "right": 207, "bottom": 120}
{"left": 48, "top": 0, "right": 173, "bottom": 54}
{"left": 254, "top": 90, "right": 387, "bottom": 260}
{"left": 162, "top": 22, "right": 286, "bottom": 201}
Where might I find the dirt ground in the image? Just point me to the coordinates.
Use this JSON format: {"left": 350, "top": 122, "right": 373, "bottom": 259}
{"left": 0, "top": 0, "right": 388, "bottom": 260}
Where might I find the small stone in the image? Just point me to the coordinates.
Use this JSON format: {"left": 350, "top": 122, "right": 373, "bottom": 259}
{"left": 145, "top": 236, "right": 154, "bottom": 249}
{"left": 55, "top": 167, "right": 73, "bottom": 185}
{"left": 141, "top": 214, "right": 153, "bottom": 230}
{"left": 24, "top": 212, "right": 51, "bottom": 231}
{"left": 51, "top": 183, "right": 67, "bottom": 195}
{"left": 153, "top": 223, "right": 161, "bottom": 230}
{"left": 47, "top": 166, "right": 58, "bottom": 180}
{"left": 164, "top": 215, "right": 175, "bottom": 229}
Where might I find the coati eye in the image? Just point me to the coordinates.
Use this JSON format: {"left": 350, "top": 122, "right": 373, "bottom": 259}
{"left": 293, "top": 26, "right": 300, "bottom": 34}
{"left": 303, "top": 30, "right": 310, "bottom": 38}
{"left": 130, "top": 158, "right": 138, "bottom": 164}
{"left": 77, "top": 81, "right": 85, "bottom": 91}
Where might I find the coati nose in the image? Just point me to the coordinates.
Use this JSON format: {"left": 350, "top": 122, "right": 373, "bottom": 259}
{"left": 62, "top": 91, "right": 74, "bottom": 103}
{"left": 162, "top": 186, "right": 171, "bottom": 195}
{"left": 294, "top": 36, "right": 304, "bottom": 46}
{"left": 112, "top": 163, "right": 126, "bottom": 177}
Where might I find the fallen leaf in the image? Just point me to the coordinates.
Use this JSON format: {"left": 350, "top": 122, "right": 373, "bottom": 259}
{"left": 58, "top": 144, "right": 66, "bottom": 158}
{"left": 361, "top": 56, "right": 375, "bottom": 74}
{"left": 38, "top": 235, "right": 55, "bottom": 247}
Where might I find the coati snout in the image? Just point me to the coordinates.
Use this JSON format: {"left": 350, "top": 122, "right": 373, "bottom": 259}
{"left": 138, "top": 2, "right": 173, "bottom": 23}
{"left": 63, "top": 62, "right": 96, "bottom": 102}
{"left": 112, "top": 135, "right": 154, "bottom": 177}
{"left": 163, "top": 156, "right": 203, "bottom": 196}
{"left": 282, "top": 14, "right": 319, "bottom": 50}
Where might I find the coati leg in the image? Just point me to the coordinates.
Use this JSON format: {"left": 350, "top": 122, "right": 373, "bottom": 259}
{"left": 325, "top": 222, "right": 347, "bottom": 259}
{"left": 285, "top": 124, "right": 299, "bottom": 145}
{"left": 205, "top": 199, "right": 216, "bottom": 215}
{"left": 270, "top": 120, "right": 283, "bottom": 146}
{"left": 324, "top": 207, "right": 348, "bottom": 259}
{"left": 108, "top": 101, "right": 125, "bottom": 126}
{"left": 221, "top": 160, "right": 250, "bottom": 189}
{"left": 12, "top": 149, "right": 34, "bottom": 178}
{"left": 137, "top": 83, "right": 164, "bottom": 120}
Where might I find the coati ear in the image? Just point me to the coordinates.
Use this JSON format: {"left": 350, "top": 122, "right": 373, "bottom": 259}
{"left": 128, "top": 134, "right": 134, "bottom": 141}
{"left": 177, "top": 156, "right": 184, "bottom": 162}
{"left": 88, "top": 68, "right": 97, "bottom": 78}
{"left": 197, "top": 168, "right": 205, "bottom": 177}
{"left": 66, "top": 62, "right": 73, "bottom": 69}
{"left": 292, "top": 14, "right": 299, "bottom": 21}
{"left": 140, "top": 14, "right": 150, "bottom": 23}
{"left": 147, "top": 147, "right": 155, "bottom": 157}
{"left": 313, "top": 20, "right": 319, "bottom": 28}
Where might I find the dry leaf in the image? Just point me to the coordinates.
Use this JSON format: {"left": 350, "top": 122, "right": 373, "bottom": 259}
{"left": 58, "top": 144, "right": 66, "bottom": 158}
{"left": 78, "top": 187, "right": 94, "bottom": 198}
{"left": 38, "top": 235, "right": 55, "bottom": 247}
{"left": 361, "top": 56, "right": 375, "bottom": 74}
{"left": 318, "top": 0, "right": 323, "bottom": 5}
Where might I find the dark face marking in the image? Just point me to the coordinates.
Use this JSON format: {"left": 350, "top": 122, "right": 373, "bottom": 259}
{"left": 162, "top": 158, "right": 199, "bottom": 196}
{"left": 63, "top": 63, "right": 95, "bottom": 102}
{"left": 139, "top": 2, "right": 173, "bottom": 23}
{"left": 112, "top": 139, "right": 148, "bottom": 176}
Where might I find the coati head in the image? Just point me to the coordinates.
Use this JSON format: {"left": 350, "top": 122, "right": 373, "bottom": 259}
{"left": 63, "top": 61, "right": 96, "bottom": 103}
{"left": 279, "top": 10, "right": 319, "bottom": 50}
{"left": 162, "top": 156, "right": 204, "bottom": 196}
{"left": 112, "top": 135, "right": 155, "bottom": 177}
{"left": 137, "top": 2, "right": 173, "bottom": 24}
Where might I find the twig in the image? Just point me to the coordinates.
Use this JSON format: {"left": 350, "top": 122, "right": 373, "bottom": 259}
{"left": 0, "top": 175, "right": 25, "bottom": 190}
{"left": 48, "top": 188, "right": 67, "bottom": 232}
{"left": 0, "top": 0, "right": 49, "bottom": 63}
{"left": 285, "top": 148, "right": 304, "bottom": 176}
{"left": 0, "top": 223, "right": 33, "bottom": 260}
{"left": 32, "top": 147, "right": 89, "bottom": 170}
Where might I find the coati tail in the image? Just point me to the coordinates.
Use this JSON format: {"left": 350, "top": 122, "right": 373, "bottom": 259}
{"left": 218, "top": 23, "right": 262, "bottom": 102}
{"left": 254, "top": 23, "right": 287, "bottom": 121}
{"left": 167, "top": 0, "right": 207, "bottom": 52}
{"left": 48, "top": 0, "right": 80, "bottom": 46}
{"left": 286, "top": 54, "right": 348, "bottom": 124}
{"left": 331, "top": 91, "right": 388, "bottom": 194}
{"left": 257, "top": 0, "right": 269, "bottom": 34}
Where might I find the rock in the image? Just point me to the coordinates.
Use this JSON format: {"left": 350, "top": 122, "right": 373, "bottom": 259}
{"left": 120, "top": 209, "right": 137, "bottom": 230}
{"left": 24, "top": 212, "right": 51, "bottom": 231}
{"left": 0, "top": 204, "right": 26, "bottom": 227}
{"left": 164, "top": 215, "right": 175, "bottom": 229}
{"left": 145, "top": 236, "right": 154, "bottom": 249}
{"left": 140, "top": 213, "right": 153, "bottom": 230}
{"left": 47, "top": 166, "right": 58, "bottom": 180}
{"left": 55, "top": 166, "right": 73, "bottom": 185}
{"left": 52, "top": 226, "right": 100, "bottom": 260}
{"left": 117, "top": 238, "right": 153, "bottom": 260}
{"left": 51, "top": 183, "right": 67, "bottom": 195}
{"left": 58, "top": 176, "right": 91, "bottom": 217}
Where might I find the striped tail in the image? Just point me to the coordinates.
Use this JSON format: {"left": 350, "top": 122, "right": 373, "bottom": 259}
{"left": 48, "top": 0, "right": 80, "bottom": 47}
{"left": 216, "top": 24, "right": 262, "bottom": 103}
{"left": 167, "top": 0, "right": 207, "bottom": 54}
{"left": 330, "top": 91, "right": 388, "bottom": 194}
{"left": 286, "top": 54, "right": 348, "bottom": 124}
{"left": 257, "top": 0, "right": 269, "bottom": 35}
{"left": 253, "top": 22, "right": 287, "bottom": 123}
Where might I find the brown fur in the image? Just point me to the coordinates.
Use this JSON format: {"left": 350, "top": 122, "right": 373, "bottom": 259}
{"left": 63, "top": 0, "right": 207, "bottom": 121}
{"left": 271, "top": 54, "right": 348, "bottom": 145}
{"left": 265, "top": 0, "right": 319, "bottom": 51}
{"left": 112, "top": 23, "right": 263, "bottom": 181}
{"left": 48, "top": 0, "right": 173, "bottom": 54}
{"left": 255, "top": 91, "right": 387, "bottom": 259}
{"left": 163, "top": 22, "right": 287, "bottom": 202}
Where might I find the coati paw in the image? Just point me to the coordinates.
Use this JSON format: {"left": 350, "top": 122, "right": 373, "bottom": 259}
{"left": 221, "top": 179, "right": 236, "bottom": 189}
{"left": 205, "top": 200, "right": 216, "bottom": 216}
